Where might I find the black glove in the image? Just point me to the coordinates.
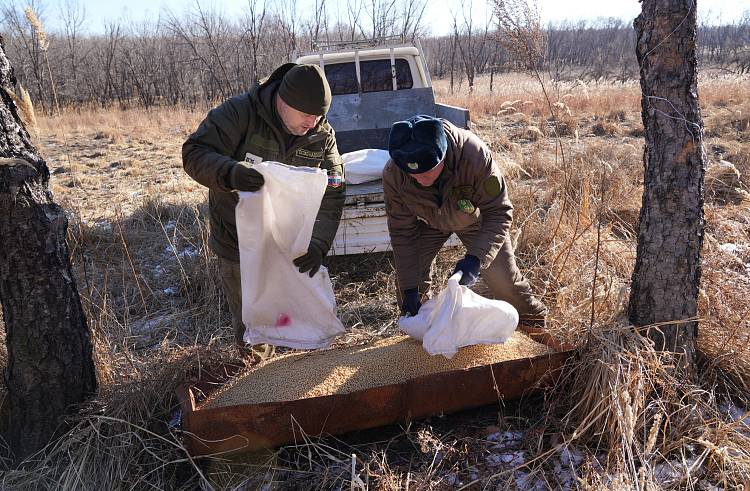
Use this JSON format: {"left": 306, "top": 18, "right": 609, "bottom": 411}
{"left": 228, "top": 162, "right": 264, "bottom": 191}
{"left": 453, "top": 254, "right": 480, "bottom": 287}
{"left": 401, "top": 288, "right": 421, "bottom": 317}
{"left": 293, "top": 242, "right": 325, "bottom": 277}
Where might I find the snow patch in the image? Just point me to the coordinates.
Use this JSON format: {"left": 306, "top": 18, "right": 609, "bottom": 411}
{"left": 515, "top": 470, "right": 547, "bottom": 490}
{"left": 163, "top": 287, "right": 179, "bottom": 296}
{"left": 720, "top": 243, "right": 742, "bottom": 254}
{"left": 719, "top": 402, "right": 750, "bottom": 426}
{"left": 163, "top": 244, "right": 200, "bottom": 258}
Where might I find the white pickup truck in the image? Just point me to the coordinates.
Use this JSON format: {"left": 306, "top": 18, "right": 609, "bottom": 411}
{"left": 295, "top": 37, "right": 470, "bottom": 255}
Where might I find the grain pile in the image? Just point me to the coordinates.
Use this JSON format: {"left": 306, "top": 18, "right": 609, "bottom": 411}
{"left": 201, "top": 332, "right": 551, "bottom": 409}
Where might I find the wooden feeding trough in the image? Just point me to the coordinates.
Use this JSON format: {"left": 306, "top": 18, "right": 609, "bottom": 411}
{"left": 176, "top": 329, "right": 574, "bottom": 457}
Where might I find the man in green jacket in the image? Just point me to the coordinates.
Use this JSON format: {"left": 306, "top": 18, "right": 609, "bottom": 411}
{"left": 182, "top": 63, "right": 345, "bottom": 353}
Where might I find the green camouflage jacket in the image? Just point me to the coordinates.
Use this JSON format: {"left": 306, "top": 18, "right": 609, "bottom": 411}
{"left": 182, "top": 64, "right": 346, "bottom": 262}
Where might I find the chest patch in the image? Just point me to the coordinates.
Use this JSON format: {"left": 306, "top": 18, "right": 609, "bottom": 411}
{"left": 456, "top": 199, "right": 476, "bottom": 214}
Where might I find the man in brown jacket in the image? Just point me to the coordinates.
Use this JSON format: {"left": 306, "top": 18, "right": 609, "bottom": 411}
{"left": 182, "top": 63, "right": 345, "bottom": 354}
{"left": 383, "top": 115, "right": 546, "bottom": 326}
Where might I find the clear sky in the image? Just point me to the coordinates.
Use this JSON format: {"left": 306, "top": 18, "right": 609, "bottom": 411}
{"left": 34, "top": 0, "right": 750, "bottom": 36}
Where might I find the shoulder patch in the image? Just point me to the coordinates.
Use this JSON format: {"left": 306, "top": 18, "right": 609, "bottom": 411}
{"left": 483, "top": 175, "right": 502, "bottom": 197}
{"left": 327, "top": 171, "right": 343, "bottom": 188}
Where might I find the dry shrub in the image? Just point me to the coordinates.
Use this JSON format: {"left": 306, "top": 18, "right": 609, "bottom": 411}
{"left": 704, "top": 105, "right": 750, "bottom": 140}
{"left": 628, "top": 125, "right": 645, "bottom": 137}
{"left": 607, "top": 109, "right": 627, "bottom": 122}
{"left": 550, "top": 112, "right": 578, "bottom": 137}
{"left": 522, "top": 125, "right": 544, "bottom": 141}
{"left": 556, "top": 326, "right": 750, "bottom": 489}
{"left": 0, "top": 345, "right": 252, "bottom": 491}
{"left": 93, "top": 130, "right": 122, "bottom": 144}
{"left": 493, "top": 152, "right": 531, "bottom": 181}
{"left": 705, "top": 159, "right": 750, "bottom": 204}
{"left": 6, "top": 84, "right": 38, "bottom": 134}
{"left": 697, "top": 213, "right": 750, "bottom": 389}
{"left": 591, "top": 119, "right": 620, "bottom": 137}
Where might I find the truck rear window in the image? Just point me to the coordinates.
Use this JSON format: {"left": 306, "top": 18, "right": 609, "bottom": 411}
{"left": 324, "top": 59, "right": 414, "bottom": 95}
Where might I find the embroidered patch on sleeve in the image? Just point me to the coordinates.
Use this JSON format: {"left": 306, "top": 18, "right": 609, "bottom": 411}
{"left": 327, "top": 171, "right": 343, "bottom": 188}
{"left": 483, "top": 175, "right": 502, "bottom": 197}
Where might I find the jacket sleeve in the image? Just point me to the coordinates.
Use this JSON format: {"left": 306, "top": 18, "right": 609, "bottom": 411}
{"left": 465, "top": 141, "right": 514, "bottom": 268}
{"left": 383, "top": 162, "right": 421, "bottom": 291}
{"left": 310, "top": 130, "right": 346, "bottom": 255}
{"left": 182, "top": 94, "right": 250, "bottom": 191}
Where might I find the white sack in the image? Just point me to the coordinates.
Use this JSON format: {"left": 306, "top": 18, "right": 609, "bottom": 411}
{"left": 342, "top": 148, "right": 390, "bottom": 184}
{"left": 236, "top": 161, "right": 345, "bottom": 349}
{"left": 398, "top": 273, "right": 519, "bottom": 358}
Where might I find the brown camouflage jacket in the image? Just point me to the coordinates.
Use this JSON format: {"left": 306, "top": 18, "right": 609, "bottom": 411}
{"left": 383, "top": 121, "right": 513, "bottom": 290}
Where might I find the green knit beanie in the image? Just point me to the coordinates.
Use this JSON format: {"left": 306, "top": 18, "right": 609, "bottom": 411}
{"left": 278, "top": 64, "right": 331, "bottom": 116}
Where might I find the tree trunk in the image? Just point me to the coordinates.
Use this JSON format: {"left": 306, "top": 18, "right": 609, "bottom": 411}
{"left": 0, "top": 35, "right": 97, "bottom": 462}
{"left": 628, "top": 1, "right": 705, "bottom": 369}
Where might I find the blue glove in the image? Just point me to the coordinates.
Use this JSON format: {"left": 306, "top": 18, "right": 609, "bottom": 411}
{"left": 401, "top": 288, "right": 421, "bottom": 316}
{"left": 453, "top": 255, "right": 480, "bottom": 287}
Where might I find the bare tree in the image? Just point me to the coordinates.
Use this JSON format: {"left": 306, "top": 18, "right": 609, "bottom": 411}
{"left": 0, "top": 34, "right": 97, "bottom": 463}
{"left": 450, "top": 18, "right": 458, "bottom": 93}
{"left": 628, "top": 0, "right": 705, "bottom": 370}
{"left": 244, "top": 0, "right": 267, "bottom": 86}
{"left": 453, "top": 0, "right": 493, "bottom": 93}
{"left": 399, "top": 0, "right": 428, "bottom": 41}
{"left": 277, "top": 0, "right": 300, "bottom": 58}
{"left": 166, "top": 1, "right": 237, "bottom": 100}
{"left": 59, "top": 0, "right": 87, "bottom": 101}
{"left": 345, "top": 0, "right": 363, "bottom": 41}
{"left": 1, "top": 0, "right": 49, "bottom": 111}
{"left": 307, "top": 0, "right": 329, "bottom": 46}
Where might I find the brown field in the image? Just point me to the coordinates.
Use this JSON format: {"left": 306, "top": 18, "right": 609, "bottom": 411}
{"left": 3, "top": 72, "right": 750, "bottom": 489}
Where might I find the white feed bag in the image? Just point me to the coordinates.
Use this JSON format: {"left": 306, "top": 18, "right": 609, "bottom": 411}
{"left": 235, "top": 161, "right": 345, "bottom": 349}
{"left": 342, "top": 148, "right": 390, "bottom": 184}
{"left": 399, "top": 273, "right": 519, "bottom": 358}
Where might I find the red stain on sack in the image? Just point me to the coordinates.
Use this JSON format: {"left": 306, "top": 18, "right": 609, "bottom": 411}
{"left": 275, "top": 313, "right": 291, "bottom": 327}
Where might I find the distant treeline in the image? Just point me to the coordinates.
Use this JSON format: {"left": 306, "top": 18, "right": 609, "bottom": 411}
{"left": 1, "top": 0, "right": 749, "bottom": 112}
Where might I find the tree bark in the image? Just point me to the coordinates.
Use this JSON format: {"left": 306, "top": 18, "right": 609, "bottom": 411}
{"left": 629, "top": 1, "right": 705, "bottom": 369}
{"left": 0, "top": 35, "right": 97, "bottom": 462}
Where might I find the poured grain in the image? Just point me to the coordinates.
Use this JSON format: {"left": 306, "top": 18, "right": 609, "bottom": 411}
{"left": 201, "top": 332, "right": 550, "bottom": 409}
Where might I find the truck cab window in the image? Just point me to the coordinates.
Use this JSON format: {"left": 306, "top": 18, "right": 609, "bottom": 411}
{"left": 324, "top": 59, "right": 414, "bottom": 95}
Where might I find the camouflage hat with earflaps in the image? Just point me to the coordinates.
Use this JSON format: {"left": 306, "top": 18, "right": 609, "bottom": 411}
{"left": 388, "top": 115, "right": 448, "bottom": 174}
{"left": 278, "top": 64, "right": 332, "bottom": 116}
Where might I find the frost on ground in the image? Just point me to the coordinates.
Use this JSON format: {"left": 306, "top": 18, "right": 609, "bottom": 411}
{"left": 480, "top": 431, "right": 585, "bottom": 490}
{"left": 719, "top": 402, "right": 750, "bottom": 427}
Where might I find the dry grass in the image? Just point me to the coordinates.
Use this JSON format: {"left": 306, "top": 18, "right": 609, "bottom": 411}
{"left": 0, "top": 72, "right": 748, "bottom": 488}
